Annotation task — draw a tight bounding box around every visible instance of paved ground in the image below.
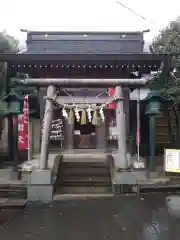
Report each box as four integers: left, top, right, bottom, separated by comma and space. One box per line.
0, 194, 180, 240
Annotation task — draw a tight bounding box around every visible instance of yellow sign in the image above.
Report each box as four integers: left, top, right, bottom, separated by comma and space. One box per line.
165, 149, 180, 173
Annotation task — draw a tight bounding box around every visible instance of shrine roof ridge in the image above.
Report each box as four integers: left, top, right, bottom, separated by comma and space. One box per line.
21, 29, 150, 35
0, 53, 170, 62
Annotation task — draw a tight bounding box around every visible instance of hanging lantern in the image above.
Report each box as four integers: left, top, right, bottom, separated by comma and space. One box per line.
144, 91, 166, 116
81, 109, 87, 125
145, 101, 161, 115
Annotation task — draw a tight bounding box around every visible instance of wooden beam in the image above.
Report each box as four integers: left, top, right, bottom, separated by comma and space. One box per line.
0, 53, 169, 63
13, 78, 147, 87
61, 88, 107, 92
55, 96, 111, 104
53, 104, 112, 109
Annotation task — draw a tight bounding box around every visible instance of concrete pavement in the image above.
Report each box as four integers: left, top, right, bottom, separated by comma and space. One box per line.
0, 194, 180, 240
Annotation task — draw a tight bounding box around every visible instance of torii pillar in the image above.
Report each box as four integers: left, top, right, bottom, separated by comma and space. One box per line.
39, 85, 56, 169
113, 86, 128, 169
28, 85, 56, 202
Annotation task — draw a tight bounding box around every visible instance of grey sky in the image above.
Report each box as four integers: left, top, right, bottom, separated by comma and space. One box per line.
0, 0, 180, 42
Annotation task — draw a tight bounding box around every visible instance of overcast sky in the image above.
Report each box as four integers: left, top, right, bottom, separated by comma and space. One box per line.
0, 0, 180, 42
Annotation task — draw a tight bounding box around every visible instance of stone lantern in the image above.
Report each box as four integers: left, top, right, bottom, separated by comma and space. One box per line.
144, 90, 168, 175
0, 85, 39, 169
0, 88, 24, 170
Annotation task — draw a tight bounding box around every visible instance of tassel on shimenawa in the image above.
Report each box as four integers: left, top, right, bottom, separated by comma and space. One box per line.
92, 110, 97, 125
80, 109, 87, 125
68, 109, 74, 124
96, 110, 102, 125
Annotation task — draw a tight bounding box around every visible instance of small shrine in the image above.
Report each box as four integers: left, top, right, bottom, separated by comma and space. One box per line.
0, 31, 171, 174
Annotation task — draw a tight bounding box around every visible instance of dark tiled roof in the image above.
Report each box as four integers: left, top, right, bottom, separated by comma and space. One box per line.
25, 31, 145, 54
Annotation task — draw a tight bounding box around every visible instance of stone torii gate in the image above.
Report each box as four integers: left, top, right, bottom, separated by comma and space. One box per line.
15, 77, 147, 170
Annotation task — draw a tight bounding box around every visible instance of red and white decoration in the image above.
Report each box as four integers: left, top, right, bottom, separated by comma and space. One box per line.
108, 88, 116, 109
17, 95, 29, 151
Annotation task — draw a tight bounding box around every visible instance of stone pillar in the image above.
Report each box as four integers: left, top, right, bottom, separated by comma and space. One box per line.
113, 86, 128, 169
64, 120, 74, 150
39, 85, 56, 170
39, 88, 47, 142
28, 118, 33, 161
96, 120, 106, 150
32, 118, 41, 155
123, 88, 130, 135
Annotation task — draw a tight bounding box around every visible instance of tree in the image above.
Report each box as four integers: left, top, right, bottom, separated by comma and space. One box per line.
0, 31, 19, 145
0, 31, 19, 53
0, 31, 19, 94
150, 17, 180, 146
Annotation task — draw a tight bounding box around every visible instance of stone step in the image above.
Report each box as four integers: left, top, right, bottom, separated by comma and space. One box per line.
60, 175, 111, 182
61, 167, 110, 176
56, 160, 112, 194
0, 181, 27, 199
0, 189, 27, 199
0, 198, 27, 209
62, 161, 109, 167
60, 179, 111, 187
57, 186, 112, 194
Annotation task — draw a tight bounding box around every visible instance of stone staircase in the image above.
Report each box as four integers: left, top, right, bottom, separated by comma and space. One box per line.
0, 169, 27, 209
55, 159, 112, 194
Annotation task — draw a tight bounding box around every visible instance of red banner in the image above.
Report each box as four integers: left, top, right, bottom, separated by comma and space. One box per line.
17, 96, 29, 151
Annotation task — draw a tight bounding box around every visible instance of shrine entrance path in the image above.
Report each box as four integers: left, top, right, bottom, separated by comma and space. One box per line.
0, 194, 179, 240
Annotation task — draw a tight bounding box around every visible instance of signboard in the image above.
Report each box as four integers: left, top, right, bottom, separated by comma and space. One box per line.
50, 118, 63, 141
165, 149, 180, 173
13, 96, 29, 151
41, 118, 64, 148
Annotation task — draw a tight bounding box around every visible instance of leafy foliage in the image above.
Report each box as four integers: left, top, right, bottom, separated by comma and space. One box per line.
150, 72, 178, 103
0, 31, 19, 144
151, 17, 180, 146
151, 17, 180, 104
0, 31, 19, 94
0, 31, 19, 53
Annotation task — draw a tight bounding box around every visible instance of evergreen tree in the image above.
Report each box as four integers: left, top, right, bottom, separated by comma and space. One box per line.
150, 17, 180, 146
